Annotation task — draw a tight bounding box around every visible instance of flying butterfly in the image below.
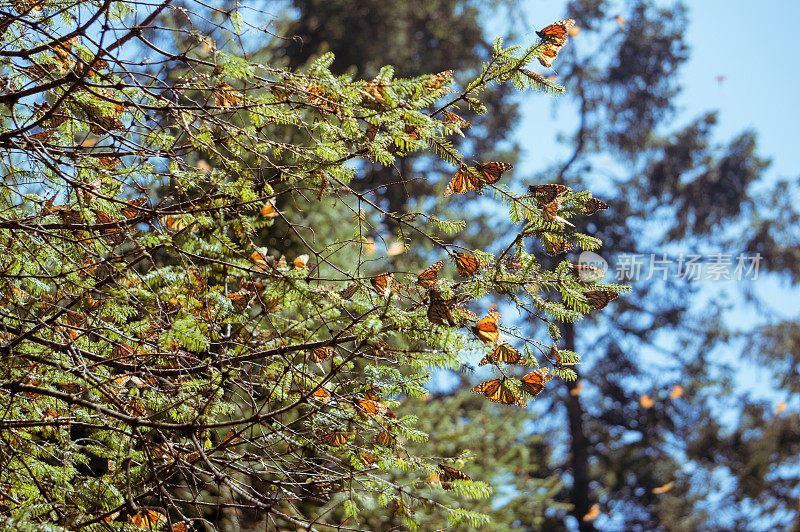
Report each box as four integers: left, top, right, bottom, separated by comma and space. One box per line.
536, 19, 575, 68
471, 307, 500, 344
583, 289, 619, 309
319, 432, 348, 447
520, 368, 553, 397
454, 252, 485, 277
370, 273, 394, 298
308, 346, 334, 363
416, 260, 444, 288
528, 183, 569, 206
584, 196, 609, 215
427, 290, 457, 326
479, 343, 526, 366
472, 378, 527, 407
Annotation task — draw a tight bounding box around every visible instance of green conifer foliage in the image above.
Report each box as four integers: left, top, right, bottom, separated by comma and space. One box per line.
0, 2, 620, 529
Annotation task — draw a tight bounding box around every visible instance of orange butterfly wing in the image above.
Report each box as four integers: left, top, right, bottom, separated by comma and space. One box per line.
427, 290, 457, 326
475, 161, 513, 185
416, 260, 444, 288
536, 19, 575, 46
320, 432, 348, 447
371, 273, 394, 298
472, 378, 526, 407
584, 196, 609, 215
479, 343, 525, 366
528, 183, 568, 205
584, 289, 618, 309
309, 346, 334, 362
544, 238, 574, 256
454, 252, 485, 277
520, 368, 553, 397
471, 309, 500, 344
438, 464, 471, 482
443, 166, 469, 197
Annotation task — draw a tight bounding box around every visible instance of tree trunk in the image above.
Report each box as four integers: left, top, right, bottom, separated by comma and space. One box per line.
564, 322, 595, 531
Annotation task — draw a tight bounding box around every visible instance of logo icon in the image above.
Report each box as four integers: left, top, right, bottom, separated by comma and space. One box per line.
576, 251, 608, 282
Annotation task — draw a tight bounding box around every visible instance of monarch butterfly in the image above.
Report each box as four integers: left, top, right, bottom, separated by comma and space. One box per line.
121, 197, 147, 219
443, 162, 512, 196
571, 264, 605, 283
371, 273, 394, 298
427, 290, 457, 326
372, 430, 396, 448
319, 432, 348, 447
471, 307, 500, 344
584, 196, 609, 215
416, 260, 444, 288
442, 109, 470, 137
356, 399, 395, 418
536, 18, 575, 46
472, 378, 527, 407
536, 19, 575, 68
479, 343, 526, 366
541, 195, 574, 227
438, 464, 471, 483
260, 198, 279, 219
338, 283, 359, 300
228, 290, 254, 312
293, 254, 309, 269
425, 70, 454, 90
309, 346, 334, 363
520, 368, 553, 397
214, 82, 242, 108
128, 509, 167, 529
583, 289, 618, 309
454, 252, 485, 277
544, 238, 574, 256
93, 210, 124, 244
311, 386, 331, 403
528, 183, 568, 205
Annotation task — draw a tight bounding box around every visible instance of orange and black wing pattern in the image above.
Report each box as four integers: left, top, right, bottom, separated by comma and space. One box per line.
454, 252, 485, 277
309, 346, 334, 363
536, 19, 575, 68
416, 260, 444, 288
438, 464, 471, 482
479, 343, 525, 366
471, 307, 500, 344
544, 238, 574, 256
472, 378, 526, 407
475, 161, 513, 185
584, 196, 609, 215
528, 183, 568, 206
520, 368, 553, 397
371, 273, 394, 298
319, 432, 348, 447
427, 290, 457, 326
583, 289, 618, 309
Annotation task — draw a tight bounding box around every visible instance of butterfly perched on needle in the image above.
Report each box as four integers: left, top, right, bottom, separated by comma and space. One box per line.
541, 194, 575, 227
454, 252, 486, 277
443, 162, 512, 197
479, 343, 526, 366
416, 260, 444, 288
471, 306, 501, 344
472, 378, 526, 407
308, 346, 334, 362
319, 432, 349, 447
583, 196, 609, 215
544, 238, 574, 256
427, 289, 458, 326
536, 19, 576, 68
582, 289, 618, 309
529, 183, 569, 206
371, 273, 394, 298
435, 464, 471, 489
520, 368, 553, 397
